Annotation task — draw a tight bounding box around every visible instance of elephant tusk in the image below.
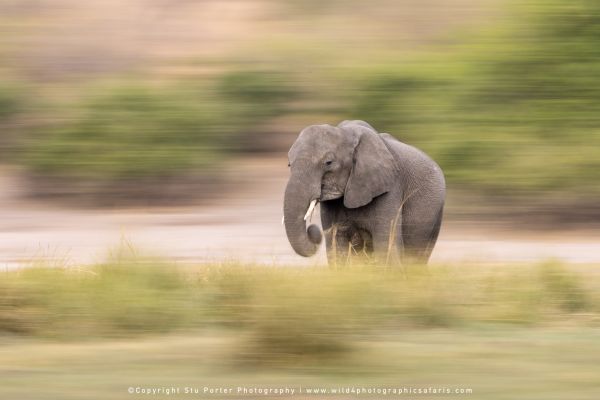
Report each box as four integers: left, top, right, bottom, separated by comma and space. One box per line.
281, 216, 284, 225
304, 199, 318, 222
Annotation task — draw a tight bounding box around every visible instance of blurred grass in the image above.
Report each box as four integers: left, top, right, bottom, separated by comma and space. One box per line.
1, 256, 600, 398
2, 255, 599, 356
2, 329, 600, 399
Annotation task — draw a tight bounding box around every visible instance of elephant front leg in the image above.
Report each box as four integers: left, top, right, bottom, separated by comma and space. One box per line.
324, 224, 352, 267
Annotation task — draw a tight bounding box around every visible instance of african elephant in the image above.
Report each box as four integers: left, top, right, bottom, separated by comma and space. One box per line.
283, 120, 445, 265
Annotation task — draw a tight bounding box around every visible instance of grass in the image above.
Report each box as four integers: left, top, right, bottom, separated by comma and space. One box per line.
1, 255, 599, 341
1, 328, 599, 399
1, 254, 600, 398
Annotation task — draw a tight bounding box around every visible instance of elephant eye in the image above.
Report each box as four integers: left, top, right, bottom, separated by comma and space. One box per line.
325, 160, 333, 166
287, 162, 290, 167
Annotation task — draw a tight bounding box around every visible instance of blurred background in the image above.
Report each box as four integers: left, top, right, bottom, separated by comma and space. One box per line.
1, 1, 600, 398
1, 0, 600, 268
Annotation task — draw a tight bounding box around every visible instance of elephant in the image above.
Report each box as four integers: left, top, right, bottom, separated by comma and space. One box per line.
283, 120, 445, 265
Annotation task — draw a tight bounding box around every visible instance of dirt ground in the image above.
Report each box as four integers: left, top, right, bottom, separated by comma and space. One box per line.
1, 155, 599, 270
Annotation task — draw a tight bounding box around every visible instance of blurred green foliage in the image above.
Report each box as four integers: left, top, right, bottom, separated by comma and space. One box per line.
1, 257, 598, 363
22, 69, 297, 182
2, 327, 600, 400
218, 70, 296, 119
0, 82, 22, 154
25, 84, 224, 179
0, 83, 21, 121
352, 0, 600, 196
0, 260, 193, 337
5, 0, 600, 202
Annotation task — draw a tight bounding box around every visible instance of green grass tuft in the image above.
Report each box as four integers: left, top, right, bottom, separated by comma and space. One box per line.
2, 255, 599, 365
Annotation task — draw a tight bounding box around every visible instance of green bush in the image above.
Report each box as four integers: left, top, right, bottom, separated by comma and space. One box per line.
0, 258, 195, 338
218, 69, 297, 120
539, 262, 590, 313
0, 83, 21, 121
0, 81, 23, 156
24, 84, 228, 180
351, 0, 600, 197
242, 270, 380, 361
21, 70, 298, 185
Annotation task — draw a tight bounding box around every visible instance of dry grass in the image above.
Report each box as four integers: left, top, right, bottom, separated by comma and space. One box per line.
1, 250, 599, 398
2, 252, 599, 353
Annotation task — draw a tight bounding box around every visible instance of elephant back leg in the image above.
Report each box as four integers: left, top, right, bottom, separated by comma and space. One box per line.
401, 198, 444, 264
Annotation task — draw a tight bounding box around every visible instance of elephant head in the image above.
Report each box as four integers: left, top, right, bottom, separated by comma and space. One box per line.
283, 120, 397, 257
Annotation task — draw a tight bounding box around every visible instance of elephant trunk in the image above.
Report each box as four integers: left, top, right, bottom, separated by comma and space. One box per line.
283, 173, 322, 257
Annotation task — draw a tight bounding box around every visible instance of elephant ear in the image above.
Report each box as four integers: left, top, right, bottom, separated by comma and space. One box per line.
340, 123, 397, 208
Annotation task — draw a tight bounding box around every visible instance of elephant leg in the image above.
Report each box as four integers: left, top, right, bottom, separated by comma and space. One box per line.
321, 200, 355, 267
402, 204, 444, 264
324, 224, 352, 267
369, 212, 402, 267
321, 202, 344, 266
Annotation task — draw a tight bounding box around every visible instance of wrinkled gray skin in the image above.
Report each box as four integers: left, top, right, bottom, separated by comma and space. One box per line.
283, 120, 445, 265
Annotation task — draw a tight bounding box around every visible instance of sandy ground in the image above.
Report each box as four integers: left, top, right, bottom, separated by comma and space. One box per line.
1, 155, 599, 269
